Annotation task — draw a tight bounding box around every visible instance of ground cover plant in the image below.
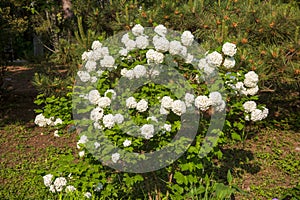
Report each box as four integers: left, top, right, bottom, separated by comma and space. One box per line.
0, 0, 299, 199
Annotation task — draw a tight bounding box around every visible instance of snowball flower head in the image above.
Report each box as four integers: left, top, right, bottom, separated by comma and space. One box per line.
161, 96, 174, 109
163, 124, 172, 132
103, 114, 115, 129
121, 33, 130, 44
198, 58, 215, 75
244, 71, 259, 88
185, 53, 194, 64
84, 192, 92, 199
34, 113, 47, 127
154, 24, 167, 36
77, 71, 90, 82
153, 35, 169, 52
184, 93, 195, 107
85, 60, 97, 72
206, 51, 223, 67
223, 57, 236, 69
132, 24, 144, 36
169, 40, 187, 57
122, 69, 135, 79
43, 174, 53, 187
100, 55, 115, 68
126, 97, 137, 108
88, 89, 101, 105
135, 35, 149, 49
250, 109, 264, 122
111, 153, 120, 163
171, 100, 187, 116
119, 48, 128, 56
82, 51, 89, 61
146, 49, 164, 64
195, 95, 212, 111
92, 40, 102, 50
181, 31, 194, 46
222, 42, 237, 57
123, 139, 132, 147
209, 91, 223, 106
97, 97, 111, 108
140, 124, 155, 139
53, 177, 67, 192
65, 185, 76, 193
125, 39, 136, 51
114, 113, 124, 124
246, 86, 259, 96
133, 65, 147, 78
243, 101, 257, 113
136, 99, 148, 112
215, 100, 226, 112
90, 107, 104, 122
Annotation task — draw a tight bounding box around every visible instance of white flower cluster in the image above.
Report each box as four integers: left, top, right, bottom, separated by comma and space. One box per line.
160, 96, 186, 116
87, 88, 124, 130
82, 41, 114, 66
125, 97, 148, 112
121, 65, 147, 79
169, 41, 187, 57
194, 91, 225, 112
243, 101, 268, 121
88, 89, 116, 108
43, 174, 94, 197
184, 93, 195, 107
123, 139, 132, 147
77, 135, 88, 149
78, 41, 116, 83
111, 152, 120, 163
121, 24, 150, 55
222, 42, 237, 69
140, 124, 155, 139
120, 24, 195, 65
198, 42, 237, 76
34, 113, 63, 127
232, 71, 259, 96
43, 174, 70, 193
181, 31, 194, 46
146, 49, 164, 64
153, 35, 169, 52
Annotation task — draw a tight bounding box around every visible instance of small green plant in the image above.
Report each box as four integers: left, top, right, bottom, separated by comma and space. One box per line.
34, 90, 73, 127
281, 183, 300, 200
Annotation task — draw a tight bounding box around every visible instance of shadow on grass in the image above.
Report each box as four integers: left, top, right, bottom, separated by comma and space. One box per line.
216, 148, 261, 180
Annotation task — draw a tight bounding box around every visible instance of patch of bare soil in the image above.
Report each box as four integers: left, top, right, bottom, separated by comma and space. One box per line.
0, 66, 77, 167
0, 66, 39, 124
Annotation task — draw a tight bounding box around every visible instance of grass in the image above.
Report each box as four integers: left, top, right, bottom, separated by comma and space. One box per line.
226, 128, 300, 199
0, 122, 299, 199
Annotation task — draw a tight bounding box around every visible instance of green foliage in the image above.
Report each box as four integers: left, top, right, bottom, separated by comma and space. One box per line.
34, 92, 73, 126
281, 183, 300, 200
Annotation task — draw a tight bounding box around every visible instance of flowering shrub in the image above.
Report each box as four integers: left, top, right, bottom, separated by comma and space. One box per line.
42, 24, 268, 199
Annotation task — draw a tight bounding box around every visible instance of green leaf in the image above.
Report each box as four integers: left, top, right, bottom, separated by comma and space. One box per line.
227, 170, 233, 184
231, 132, 242, 141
